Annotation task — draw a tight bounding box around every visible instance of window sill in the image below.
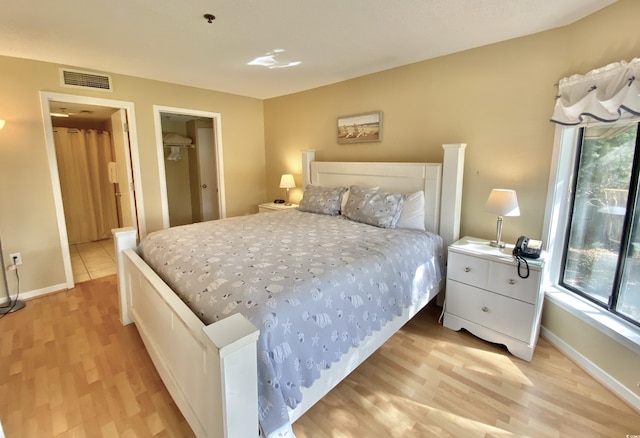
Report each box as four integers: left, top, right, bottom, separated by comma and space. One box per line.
543, 285, 640, 356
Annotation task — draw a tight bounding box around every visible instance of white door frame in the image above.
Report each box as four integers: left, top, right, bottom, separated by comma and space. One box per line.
153, 105, 226, 228
40, 91, 145, 289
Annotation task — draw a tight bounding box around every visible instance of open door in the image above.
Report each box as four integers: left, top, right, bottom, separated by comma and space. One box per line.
111, 109, 138, 231
197, 125, 219, 221
42, 92, 144, 289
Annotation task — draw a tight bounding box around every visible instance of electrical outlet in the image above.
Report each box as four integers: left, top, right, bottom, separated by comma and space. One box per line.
9, 253, 22, 266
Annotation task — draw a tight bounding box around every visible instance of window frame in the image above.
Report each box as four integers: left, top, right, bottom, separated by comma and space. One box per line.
558, 122, 640, 327
542, 123, 640, 355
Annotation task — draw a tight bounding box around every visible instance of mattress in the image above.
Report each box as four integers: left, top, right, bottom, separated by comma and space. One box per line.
138, 209, 444, 436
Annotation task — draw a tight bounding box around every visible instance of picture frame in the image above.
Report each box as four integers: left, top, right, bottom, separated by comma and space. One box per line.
337, 111, 382, 144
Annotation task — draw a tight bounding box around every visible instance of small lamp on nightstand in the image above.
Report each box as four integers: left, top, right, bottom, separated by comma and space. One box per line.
279, 174, 296, 206
485, 188, 520, 248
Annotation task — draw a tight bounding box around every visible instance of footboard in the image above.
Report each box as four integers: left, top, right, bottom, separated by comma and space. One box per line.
112, 228, 260, 438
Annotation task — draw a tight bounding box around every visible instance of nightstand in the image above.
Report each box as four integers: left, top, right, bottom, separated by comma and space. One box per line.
258, 202, 299, 213
443, 236, 545, 361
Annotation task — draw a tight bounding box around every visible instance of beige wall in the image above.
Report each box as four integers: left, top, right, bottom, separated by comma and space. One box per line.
0, 56, 265, 292
264, 0, 640, 402
264, 0, 640, 244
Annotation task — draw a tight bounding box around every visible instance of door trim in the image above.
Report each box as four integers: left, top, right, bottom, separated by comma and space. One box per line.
40, 91, 145, 288
153, 105, 226, 228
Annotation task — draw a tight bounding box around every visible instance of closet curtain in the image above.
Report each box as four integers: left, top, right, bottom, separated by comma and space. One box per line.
54, 128, 119, 244
550, 58, 640, 126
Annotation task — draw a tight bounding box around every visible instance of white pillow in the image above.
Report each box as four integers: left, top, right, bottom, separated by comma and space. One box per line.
396, 191, 426, 230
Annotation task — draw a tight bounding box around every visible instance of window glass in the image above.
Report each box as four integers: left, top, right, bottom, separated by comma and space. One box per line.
562, 123, 638, 324
618, 185, 640, 322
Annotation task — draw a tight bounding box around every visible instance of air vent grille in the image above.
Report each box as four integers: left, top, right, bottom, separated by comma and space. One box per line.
60, 69, 113, 91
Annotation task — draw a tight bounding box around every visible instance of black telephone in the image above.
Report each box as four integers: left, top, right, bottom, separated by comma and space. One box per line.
513, 236, 543, 259
512, 236, 543, 279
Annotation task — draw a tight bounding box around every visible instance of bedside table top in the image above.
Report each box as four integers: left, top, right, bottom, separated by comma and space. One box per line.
259, 202, 299, 210
450, 236, 545, 267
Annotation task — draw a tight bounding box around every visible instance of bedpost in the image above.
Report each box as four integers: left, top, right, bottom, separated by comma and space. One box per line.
440, 143, 466, 251
112, 227, 137, 325
301, 149, 316, 187
202, 314, 260, 438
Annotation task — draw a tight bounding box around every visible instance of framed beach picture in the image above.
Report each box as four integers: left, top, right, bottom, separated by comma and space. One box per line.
337, 111, 382, 144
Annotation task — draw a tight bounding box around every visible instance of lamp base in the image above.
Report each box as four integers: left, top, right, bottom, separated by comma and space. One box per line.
284, 188, 291, 206
0, 299, 26, 314
489, 240, 506, 248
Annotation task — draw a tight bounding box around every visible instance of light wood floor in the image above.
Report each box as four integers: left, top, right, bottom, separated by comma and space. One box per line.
1, 275, 637, 437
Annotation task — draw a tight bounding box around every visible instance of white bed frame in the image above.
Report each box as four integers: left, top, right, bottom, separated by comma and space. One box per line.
113, 144, 466, 438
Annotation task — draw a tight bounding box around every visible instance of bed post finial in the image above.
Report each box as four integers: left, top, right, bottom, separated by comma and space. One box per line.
440, 143, 466, 251
112, 227, 138, 325
301, 149, 315, 187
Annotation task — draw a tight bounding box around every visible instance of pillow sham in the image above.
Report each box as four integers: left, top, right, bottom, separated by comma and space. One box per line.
298, 185, 347, 216
343, 185, 405, 229
396, 191, 426, 230
340, 186, 379, 213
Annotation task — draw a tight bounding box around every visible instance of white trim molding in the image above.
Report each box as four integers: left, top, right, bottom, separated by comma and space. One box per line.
40, 91, 144, 290
541, 325, 640, 412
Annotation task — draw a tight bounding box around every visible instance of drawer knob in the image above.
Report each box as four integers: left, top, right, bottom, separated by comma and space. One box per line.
464, 267, 471, 273
508, 279, 516, 285
482, 306, 489, 312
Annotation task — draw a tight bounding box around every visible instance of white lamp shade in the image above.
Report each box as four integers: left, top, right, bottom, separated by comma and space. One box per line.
279, 174, 296, 189
485, 189, 520, 216
0, 119, 5, 130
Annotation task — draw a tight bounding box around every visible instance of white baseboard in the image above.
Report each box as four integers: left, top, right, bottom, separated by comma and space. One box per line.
541, 326, 640, 412
0, 282, 68, 305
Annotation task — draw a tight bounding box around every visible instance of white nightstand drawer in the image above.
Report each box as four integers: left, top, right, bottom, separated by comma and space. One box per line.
446, 281, 536, 343
447, 252, 489, 287
488, 261, 541, 304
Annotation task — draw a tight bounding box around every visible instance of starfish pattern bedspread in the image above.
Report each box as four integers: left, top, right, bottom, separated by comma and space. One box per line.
138, 209, 444, 437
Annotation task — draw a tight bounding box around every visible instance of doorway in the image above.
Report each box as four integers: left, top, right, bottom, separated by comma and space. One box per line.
41, 92, 144, 288
153, 106, 226, 228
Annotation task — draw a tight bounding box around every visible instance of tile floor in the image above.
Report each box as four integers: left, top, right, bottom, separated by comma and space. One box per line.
70, 239, 116, 283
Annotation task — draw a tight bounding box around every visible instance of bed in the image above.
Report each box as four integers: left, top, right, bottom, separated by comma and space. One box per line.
113, 144, 466, 438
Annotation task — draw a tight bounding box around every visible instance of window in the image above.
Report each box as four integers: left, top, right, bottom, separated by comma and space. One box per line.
561, 121, 640, 327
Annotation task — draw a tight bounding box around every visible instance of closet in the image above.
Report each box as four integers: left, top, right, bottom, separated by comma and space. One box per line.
162, 115, 219, 226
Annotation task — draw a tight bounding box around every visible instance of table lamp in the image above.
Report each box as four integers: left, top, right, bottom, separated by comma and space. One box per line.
485, 189, 520, 248
279, 174, 296, 206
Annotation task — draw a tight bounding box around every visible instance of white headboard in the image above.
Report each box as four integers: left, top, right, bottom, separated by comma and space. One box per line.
301, 144, 466, 250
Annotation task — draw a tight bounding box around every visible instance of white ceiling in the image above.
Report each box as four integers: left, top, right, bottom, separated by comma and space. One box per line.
0, 0, 617, 100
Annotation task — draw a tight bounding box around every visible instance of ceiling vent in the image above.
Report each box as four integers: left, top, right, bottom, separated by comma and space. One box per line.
59, 68, 113, 92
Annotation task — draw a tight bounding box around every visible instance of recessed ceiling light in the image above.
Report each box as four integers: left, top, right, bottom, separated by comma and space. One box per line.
50, 107, 74, 117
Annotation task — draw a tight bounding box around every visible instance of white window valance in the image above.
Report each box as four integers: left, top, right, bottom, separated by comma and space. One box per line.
550, 58, 640, 126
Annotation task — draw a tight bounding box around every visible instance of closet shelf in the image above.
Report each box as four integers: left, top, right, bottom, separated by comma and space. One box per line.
163, 143, 194, 148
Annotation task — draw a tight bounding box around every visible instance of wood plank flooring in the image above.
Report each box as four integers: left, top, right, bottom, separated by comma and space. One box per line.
1, 275, 637, 437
